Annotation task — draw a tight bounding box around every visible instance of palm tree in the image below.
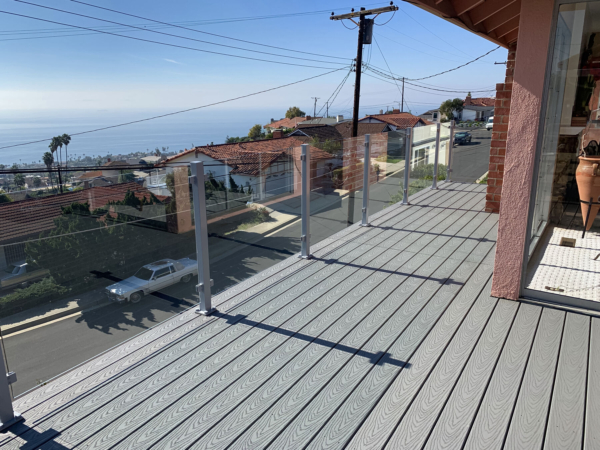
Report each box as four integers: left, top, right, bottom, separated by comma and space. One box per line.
43, 151, 54, 190
61, 134, 71, 168
49, 137, 64, 193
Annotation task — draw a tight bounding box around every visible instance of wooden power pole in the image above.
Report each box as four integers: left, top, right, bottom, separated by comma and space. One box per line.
331, 4, 398, 137
331, 4, 398, 225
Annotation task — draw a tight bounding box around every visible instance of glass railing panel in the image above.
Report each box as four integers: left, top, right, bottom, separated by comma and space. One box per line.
367, 131, 407, 212
409, 124, 438, 196
0, 164, 197, 396
204, 148, 301, 295
307, 136, 357, 245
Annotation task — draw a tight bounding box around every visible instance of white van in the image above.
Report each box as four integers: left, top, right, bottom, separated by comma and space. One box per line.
486, 116, 494, 131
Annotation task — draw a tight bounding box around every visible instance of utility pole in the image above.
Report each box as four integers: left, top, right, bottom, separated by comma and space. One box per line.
311, 97, 320, 118
331, 4, 398, 224
326, 101, 329, 118
401, 77, 405, 112
331, 4, 398, 137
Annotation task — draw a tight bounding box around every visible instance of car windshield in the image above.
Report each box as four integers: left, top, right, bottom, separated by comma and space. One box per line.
456, 132, 468, 137
3, 264, 19, 274
488, 118, 493, 123
134, 267, 154, 281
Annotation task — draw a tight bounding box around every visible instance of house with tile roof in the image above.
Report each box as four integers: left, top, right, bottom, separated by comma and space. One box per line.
263, 116, 310, 131
358, 111, 432, 129
456, 93, 495, 121
160, 136, 336, 202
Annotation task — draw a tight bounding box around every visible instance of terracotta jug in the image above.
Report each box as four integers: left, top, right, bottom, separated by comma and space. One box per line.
576, 156, 600, 230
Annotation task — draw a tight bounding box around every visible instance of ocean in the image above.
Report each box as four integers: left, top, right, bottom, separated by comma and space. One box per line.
0, 108, 283, 167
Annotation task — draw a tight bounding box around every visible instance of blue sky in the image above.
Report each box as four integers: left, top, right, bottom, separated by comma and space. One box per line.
0, 0, 507, 117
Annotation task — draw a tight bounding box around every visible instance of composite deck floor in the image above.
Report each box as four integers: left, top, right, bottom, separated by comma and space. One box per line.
2, 182, 599, 449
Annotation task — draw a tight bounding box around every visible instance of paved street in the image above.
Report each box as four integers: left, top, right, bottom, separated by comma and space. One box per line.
450, 127, 491, 182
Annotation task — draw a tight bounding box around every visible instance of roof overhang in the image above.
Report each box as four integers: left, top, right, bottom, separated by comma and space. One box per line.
405, 0, 520, 48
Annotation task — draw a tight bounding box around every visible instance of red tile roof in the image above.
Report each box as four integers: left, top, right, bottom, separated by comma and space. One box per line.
161, 137, 333, 176
359, 113, 431, 129
263, 117, 308, 129
0, 182, 169, 244
465, 97, 495, 107
75, 171, 103, 180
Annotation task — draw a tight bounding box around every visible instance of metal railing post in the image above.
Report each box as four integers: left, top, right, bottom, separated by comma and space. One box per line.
300, 144, 311, 259
402, 128, 413, 205
432, 122, 441, 190
361, 134, 371, 227
447, 120, 455, 182
0, 341, 21, 431
190, 161, 215, 315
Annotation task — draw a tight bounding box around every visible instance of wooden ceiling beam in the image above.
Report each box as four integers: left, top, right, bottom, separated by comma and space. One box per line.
483, 0, 521, 32
504, 28, 519, 43
470, 0, 517, 25
494, 15, 519, 38
453, 0, 485, 16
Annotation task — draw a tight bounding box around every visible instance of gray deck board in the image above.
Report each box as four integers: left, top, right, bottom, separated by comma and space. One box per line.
585, 317, 600, 449
424, 299, 518, 450
1, 183, 595, 450
544, 312, 589, 450
464, 303, 542, 450
504, 308, 565, 450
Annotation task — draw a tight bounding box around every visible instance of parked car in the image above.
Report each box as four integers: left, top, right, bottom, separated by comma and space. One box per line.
454, 131, 472, 145
486, 116, 494, 131
0, 261, 49, 290
105, 258, 197, 303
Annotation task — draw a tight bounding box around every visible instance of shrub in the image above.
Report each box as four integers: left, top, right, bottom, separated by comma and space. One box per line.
410, 163, 447, 181
0, 277, 68, 317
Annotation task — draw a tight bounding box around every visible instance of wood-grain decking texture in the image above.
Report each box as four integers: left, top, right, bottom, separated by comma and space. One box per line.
2, 182, 597, 449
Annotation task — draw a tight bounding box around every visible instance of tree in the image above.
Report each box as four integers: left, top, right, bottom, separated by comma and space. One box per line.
0, 191, 12, 203
61, 134, 71, 168
285, 106, 305, 119
248, 124, 263, 140
439, 98, 464, 120
43, 151, 55, 190
33, 177, 42, 188
14, 173, 25, 189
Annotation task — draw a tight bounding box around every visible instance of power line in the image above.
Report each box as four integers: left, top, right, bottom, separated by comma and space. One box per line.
406, 46, 501, 81
0, 68, 346, 151
0, 9, 342, 70
13, 0, 349, 66
67, 0, 352, 61
372, 35, 403, 101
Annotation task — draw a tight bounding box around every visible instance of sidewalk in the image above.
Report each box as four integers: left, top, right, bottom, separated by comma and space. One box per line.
0, 287, 109, 336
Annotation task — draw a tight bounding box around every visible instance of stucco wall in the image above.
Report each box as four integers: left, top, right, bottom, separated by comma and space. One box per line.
491, 0, 555, 300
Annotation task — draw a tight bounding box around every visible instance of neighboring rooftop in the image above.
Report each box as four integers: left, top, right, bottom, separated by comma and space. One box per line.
0, 182, 169, 245
360, 111, 432, 129
263, 116, 309, 129
465, 94, 496, 108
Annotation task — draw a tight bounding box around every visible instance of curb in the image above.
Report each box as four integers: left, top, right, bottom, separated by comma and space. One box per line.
476, 171, 489, 184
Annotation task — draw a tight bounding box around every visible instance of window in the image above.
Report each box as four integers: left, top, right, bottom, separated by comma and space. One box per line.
154, 267, 171, 279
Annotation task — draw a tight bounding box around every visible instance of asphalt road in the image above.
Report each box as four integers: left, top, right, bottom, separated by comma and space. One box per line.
4, 172, 408, 397
4, 145, 491, 397
450, 127, 492, 183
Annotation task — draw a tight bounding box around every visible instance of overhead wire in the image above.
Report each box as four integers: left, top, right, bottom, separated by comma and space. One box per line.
0, 67, 347, 150
0, 10, 343, 70
67, 0, 352, 61
12, 0, 350, 66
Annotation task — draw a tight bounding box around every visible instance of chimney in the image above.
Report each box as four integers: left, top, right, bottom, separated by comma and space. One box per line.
270, 118, 275, 123
272, 129, 283, 139
392, 109, 400, 114
107, 157, 111, 162
306, 115, 312, 120
465, 92, 472, 105
380, 109, 384, 114
336, 115, 344, 122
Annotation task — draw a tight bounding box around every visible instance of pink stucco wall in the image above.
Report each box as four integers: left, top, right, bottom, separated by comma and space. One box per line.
491, 0, 555, 300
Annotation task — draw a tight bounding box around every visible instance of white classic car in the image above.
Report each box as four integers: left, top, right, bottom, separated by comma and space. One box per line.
0, 261, 49, 290
105, 258, 197, 303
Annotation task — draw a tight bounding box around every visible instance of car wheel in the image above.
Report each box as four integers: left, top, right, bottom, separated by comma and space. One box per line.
181, 274, 192, 283
130, 291, 143, 303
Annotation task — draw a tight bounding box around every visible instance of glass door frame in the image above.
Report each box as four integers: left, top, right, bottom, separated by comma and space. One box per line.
521, 0, 600, 307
